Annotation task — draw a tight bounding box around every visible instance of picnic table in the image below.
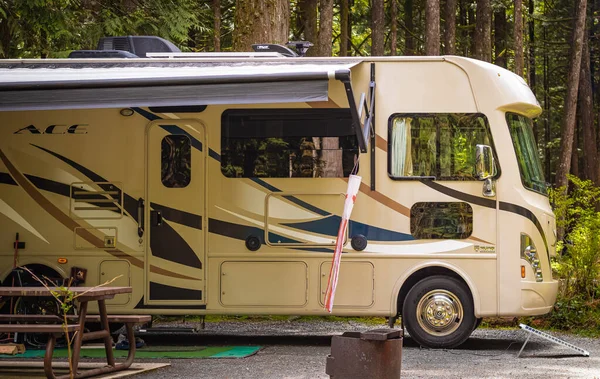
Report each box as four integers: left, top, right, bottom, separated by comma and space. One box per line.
0, 286, 150, 379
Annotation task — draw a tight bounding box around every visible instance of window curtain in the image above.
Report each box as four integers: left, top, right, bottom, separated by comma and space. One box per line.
391, 118, 413, 176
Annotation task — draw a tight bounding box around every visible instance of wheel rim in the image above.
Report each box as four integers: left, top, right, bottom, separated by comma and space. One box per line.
416, 289, 463, 337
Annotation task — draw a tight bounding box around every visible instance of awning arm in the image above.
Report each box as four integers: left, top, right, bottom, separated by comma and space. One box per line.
334, 68, 375, 154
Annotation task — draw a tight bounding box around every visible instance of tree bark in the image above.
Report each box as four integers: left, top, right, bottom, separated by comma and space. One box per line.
443, 0, 457, 55
579, 34, 598, 184
494, 5, 507, 67
340, 0, 349, 56
514, 0, 524, 76
528, 0, 536, 93
391, 0, 398, 55
459, 0, 468, 56
299, 0, 318, 45
474, 0, 491, 62
213, 0, 221, 52
372, 0, 385, 55
405, 0, 415, 55
555, 0, 588, 188
315, 0, 334, 56
468, 4, 476, 56
233, 0, 290, 52
425, 0, 440, 55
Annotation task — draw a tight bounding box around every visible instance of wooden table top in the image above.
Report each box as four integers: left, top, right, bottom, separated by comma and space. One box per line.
0, 286, 132, 297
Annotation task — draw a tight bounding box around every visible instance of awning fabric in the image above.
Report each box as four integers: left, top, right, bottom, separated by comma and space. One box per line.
0, 61, 359, 111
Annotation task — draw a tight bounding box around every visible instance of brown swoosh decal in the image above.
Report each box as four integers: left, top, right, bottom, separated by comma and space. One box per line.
355, 181, 410, 217
0, 149, 197, 281
468, 236, 493, 245
376, 134, 387, 152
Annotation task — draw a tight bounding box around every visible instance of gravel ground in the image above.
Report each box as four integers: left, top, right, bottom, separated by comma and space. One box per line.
133, 319, 600, 379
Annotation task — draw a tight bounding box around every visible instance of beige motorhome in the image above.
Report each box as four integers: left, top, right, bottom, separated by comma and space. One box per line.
0, 49, 558, 348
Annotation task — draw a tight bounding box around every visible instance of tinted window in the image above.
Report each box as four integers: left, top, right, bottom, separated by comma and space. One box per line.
221, 109, 359, 178
389, 114, 493, 180
161, 135, 191, 188
410, 202, 473, 239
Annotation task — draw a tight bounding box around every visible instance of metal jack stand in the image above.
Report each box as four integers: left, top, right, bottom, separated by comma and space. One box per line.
517, 324, 590, 358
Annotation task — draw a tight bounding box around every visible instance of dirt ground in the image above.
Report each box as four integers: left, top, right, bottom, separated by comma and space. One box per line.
131, 318, 600, 379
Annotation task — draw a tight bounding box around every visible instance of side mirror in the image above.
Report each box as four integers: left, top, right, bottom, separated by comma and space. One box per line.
475, 144, 496, 180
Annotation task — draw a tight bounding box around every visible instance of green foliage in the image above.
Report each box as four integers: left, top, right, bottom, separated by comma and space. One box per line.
541, 176, 600, 334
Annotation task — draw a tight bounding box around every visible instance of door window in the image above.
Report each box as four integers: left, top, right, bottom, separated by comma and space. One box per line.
161, 135, 191, 188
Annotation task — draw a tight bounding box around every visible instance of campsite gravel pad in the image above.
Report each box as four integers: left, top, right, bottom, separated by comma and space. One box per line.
5, 346, 261, 359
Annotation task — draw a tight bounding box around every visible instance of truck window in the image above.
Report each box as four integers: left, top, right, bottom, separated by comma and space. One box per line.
388, 113, 493, 180
221, 109, 359, 178
161, 135, 191, 188
410, 202, 473, 239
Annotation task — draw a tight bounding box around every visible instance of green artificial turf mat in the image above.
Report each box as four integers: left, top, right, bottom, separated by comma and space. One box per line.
2, 346, 260, 359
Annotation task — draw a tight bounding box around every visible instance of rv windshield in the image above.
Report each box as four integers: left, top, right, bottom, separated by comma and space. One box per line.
506, 113, 547, 195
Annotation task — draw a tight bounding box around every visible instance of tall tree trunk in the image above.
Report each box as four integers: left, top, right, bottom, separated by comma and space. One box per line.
474, 0, 491, 61
555, 0, 588, 188
443, 0, 457, 55
528, 0, 536, 92
579, 34, 598, 184
405, 0, 415, 55
233, 0, 290, 51
391, 0, 398, 55
340, 0, 349, 56
213, 0, 221, 52
425, 0, 440, 55
372, 0, 385, 55
514, 0, 524, 76
571, 131, 579, 178
315, 0, 334, 56
468, 5, 476, 56
493, 5, 507, 67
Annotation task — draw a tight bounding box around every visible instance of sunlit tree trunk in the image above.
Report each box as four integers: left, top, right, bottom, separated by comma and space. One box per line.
579, 34, 598, 185
391, 0, 398, 55
474, 0, 491, 62
372, 0, 385, 55
233, 0, 290, 51
340, 0, 349, 56
299, 0, 318, 47
514, 0, 524, 76
555, 0, 588, 188
425, 0, 440, 55
443, 0, 457, 55
315, 0, 334, 56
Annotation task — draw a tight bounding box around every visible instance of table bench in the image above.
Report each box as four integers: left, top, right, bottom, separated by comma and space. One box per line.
0, 287, 148, 379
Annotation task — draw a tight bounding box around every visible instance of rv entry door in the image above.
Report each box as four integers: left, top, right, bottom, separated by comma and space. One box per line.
145, 120, 206, 306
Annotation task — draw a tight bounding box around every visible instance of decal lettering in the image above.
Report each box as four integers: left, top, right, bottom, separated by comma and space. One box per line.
14, 124, 88, 135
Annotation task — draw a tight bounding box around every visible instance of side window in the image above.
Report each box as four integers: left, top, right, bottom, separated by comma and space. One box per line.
161, 135, 191, 188
221, 109, 359, 178
388, 113, 492, 180
410, 202, 473, 239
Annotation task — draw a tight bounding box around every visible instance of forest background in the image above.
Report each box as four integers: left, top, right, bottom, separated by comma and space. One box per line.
1, 0, 599, 335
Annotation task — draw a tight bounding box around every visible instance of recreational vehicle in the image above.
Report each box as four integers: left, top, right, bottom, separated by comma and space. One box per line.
0, 38, 558, 348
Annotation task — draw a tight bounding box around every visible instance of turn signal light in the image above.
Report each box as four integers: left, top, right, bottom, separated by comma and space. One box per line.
521, 265, 526, 278
57, 258, 68, 264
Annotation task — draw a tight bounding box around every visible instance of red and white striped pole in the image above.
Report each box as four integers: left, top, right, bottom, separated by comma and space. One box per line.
324, 175, 361, 313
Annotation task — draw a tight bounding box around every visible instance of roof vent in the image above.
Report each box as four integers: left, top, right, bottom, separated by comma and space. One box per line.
97, 36, 181, 58
68, 50, 139, 59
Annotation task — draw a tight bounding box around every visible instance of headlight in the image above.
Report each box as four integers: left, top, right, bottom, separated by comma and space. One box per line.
521, 234, 543, 282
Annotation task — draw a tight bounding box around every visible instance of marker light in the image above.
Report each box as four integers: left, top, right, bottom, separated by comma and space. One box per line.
521, 265, 526, 278
57, 258, 68, 264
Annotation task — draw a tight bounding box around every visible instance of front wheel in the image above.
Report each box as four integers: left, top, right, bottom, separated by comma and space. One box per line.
402, 275, 476, 348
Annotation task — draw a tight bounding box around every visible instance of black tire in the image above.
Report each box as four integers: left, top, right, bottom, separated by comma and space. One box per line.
402, 275, 476, 348
474, 317, 483, 331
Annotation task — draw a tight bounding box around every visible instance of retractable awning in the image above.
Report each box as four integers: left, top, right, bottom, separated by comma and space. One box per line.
0, 61, 360, 111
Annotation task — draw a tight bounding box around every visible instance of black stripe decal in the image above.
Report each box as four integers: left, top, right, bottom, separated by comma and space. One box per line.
419, 179, 497, 209
500, 202, 549, 256
151, 202, 201, 230
209, 148, 221, 162
0, 172, 17, 186
149, 281, 202, 301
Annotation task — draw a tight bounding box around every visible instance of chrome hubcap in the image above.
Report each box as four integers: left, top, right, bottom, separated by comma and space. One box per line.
416, 290, 463, 336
